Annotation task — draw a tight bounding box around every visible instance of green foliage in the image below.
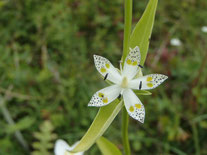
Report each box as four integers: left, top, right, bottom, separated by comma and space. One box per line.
134, 90, 152, 96
32, 120, 57, 155
6, 117, 35, 134
0, 0, 207, 154
72, 0, 157, 152
72, 100, 123, 152
96, 136, 122, 155
129, 0, 158, 66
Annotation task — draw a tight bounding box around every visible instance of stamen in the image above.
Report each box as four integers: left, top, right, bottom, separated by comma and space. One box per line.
119, 60, 123, 73
138, 64, 143, 68
104, 73, 109, 80
118, 94, 121, 99
139, 81, 142, 90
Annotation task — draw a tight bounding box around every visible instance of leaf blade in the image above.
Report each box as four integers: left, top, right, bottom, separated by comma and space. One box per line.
72, 100, 123, 152
129, 0, 158, 65
134, 90, 152, 96
96, 136, 122, 155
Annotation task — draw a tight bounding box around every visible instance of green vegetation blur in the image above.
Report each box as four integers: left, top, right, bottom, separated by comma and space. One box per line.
0, 0, 207, 154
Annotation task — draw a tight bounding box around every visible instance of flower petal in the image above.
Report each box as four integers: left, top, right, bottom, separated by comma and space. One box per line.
128, 74, 168, 90
54, 139, 84, 155
123, 89, 145, 123
54, 139, 70, 155
88, 85, 121, 107
122, 46, 141, 80
94, 55, 122, 84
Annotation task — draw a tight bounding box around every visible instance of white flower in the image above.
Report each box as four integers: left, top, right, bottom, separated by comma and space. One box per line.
88, 46, 168, 123
170, 38, 181, 46
201, 26, 207, 33
54, 139, 84, 155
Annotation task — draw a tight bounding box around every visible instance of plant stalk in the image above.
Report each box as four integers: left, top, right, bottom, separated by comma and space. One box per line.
122, 0, 132, 154
122, 108, 131, 155
192, 123, 200, 155
0, 98, 29, 152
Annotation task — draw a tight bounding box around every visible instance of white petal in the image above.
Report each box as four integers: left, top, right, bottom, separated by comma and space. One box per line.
123, 89, 145, 123
94, 55, 122, 84
54, 139, 84, 155
88, 85, 121, 107
122, 46, 141, 80
128, 74, 168, 90
54, 139, 70, 155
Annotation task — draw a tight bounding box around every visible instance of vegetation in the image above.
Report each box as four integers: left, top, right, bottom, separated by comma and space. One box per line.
0, 0, 207, 154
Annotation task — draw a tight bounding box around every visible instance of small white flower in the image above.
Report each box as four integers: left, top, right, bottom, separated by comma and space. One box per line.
170, 38, 181, 46
88, 46, 168, 123
54, 139, 84, 155
201, 26, 207, 33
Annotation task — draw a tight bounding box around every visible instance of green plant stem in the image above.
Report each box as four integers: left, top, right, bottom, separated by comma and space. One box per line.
122, 0, 133, 63
192, 123, 200, 155
122, 0, 132, 154
0, 98, 29, 152
122, 108, 131, 155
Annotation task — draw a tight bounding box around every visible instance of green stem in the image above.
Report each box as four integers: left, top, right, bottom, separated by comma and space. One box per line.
122, 0, 132, 154
122, 108, 131, 155
122, 0, 133, 63
0, 98, 29, 152
192, 123, 200, 155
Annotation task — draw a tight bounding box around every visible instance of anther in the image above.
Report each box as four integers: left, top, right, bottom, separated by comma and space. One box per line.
138, 64, 143, 68
139, 81, 142, 90
118, 94, 121, 99
104, 73, 109, 80
119, 60, 123, 73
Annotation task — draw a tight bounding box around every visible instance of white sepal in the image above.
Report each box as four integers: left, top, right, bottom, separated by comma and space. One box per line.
122, 46, 141, 80
88, 85, 121, 107
123, 89, 145, 123
128, 74, 168, 90
94, 55, 122, 84
54, 139, 84, 155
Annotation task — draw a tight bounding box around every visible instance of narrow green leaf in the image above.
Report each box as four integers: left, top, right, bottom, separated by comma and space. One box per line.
134, 90, 152, 96
129, 0, 158, 65
6, 117, 35, 134
71, 100, 124, 152
96, 136, 122, 155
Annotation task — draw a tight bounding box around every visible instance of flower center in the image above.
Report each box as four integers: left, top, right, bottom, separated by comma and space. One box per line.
120, 76, 128, 88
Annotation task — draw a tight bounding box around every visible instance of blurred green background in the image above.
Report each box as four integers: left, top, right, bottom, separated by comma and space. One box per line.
0, 0, 207, 154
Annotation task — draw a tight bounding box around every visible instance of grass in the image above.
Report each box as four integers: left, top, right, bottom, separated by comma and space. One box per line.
0, 0, 207, 154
